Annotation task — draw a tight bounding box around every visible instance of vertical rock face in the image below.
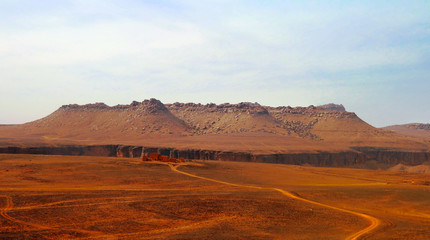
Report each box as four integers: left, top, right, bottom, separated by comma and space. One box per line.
117, 146, 143, 158
2, 145, 428, 168
255, 152, 367, 166
131, 146, 143, 158
0, 145, 118, 157
351, 147, 430, 165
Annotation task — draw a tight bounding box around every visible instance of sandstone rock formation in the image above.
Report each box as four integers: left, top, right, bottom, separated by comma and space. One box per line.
21, 98, 191, 138
1, 144, 429, 168
166, 102, 293, 136
317, 103, 346, 112
0, 98, 429, 155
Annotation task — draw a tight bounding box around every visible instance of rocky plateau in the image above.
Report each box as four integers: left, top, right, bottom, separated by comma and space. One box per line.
1, 99, 429, 168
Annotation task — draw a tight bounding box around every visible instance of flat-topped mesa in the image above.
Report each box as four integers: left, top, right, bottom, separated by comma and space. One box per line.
5, 99, 429, 151
166, 102, 269, 115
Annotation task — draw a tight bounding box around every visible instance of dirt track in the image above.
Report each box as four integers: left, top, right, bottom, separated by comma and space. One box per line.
0, 194, 115, 238
272, 189, 380, 240
169, 163, 381, 240
0, 194, 50, 230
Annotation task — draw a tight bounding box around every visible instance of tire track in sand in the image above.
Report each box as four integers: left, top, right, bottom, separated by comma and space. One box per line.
0, 194, 50, 230
0, 195, 14, 222
169, 164, 381, 240
0, 194, 114, 239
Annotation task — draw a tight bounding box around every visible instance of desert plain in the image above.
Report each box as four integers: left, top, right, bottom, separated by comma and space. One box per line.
2, 0, 430, 238
1, 153, 430, 239
1, 100, 430, 239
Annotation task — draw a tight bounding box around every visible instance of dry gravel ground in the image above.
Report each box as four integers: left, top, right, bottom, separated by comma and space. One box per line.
1, 154, 430, 239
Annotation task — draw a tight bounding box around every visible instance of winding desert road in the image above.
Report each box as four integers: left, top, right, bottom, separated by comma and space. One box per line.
169, 163, 381, 240
272, 188, 381, 240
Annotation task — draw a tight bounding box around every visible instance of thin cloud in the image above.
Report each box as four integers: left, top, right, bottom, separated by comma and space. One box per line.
0, 1, 429, 126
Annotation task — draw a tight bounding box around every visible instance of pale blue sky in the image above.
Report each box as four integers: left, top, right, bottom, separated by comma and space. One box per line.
0, 0, 429, 127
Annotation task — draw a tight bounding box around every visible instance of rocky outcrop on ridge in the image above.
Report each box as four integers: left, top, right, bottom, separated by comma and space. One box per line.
166, 102, 289, 136
165, 101, 363, 138
60, 102, 110, 111
405, 123, 430, 130
317, 103, 346, 112
166, 102, 269, 115
60, 98, 168, 114
268, 105, 356, 119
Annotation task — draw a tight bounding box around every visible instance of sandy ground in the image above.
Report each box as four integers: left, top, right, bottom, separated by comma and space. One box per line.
1, 154, 430, 239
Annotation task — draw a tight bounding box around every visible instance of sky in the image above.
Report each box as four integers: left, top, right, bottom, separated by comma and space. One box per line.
0, 0, 429, 127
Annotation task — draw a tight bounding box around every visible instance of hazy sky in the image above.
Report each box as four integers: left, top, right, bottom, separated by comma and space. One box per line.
1, 0, 429, 127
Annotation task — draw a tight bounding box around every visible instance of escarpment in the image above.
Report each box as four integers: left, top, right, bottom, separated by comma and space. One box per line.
1, 98, 429, 167
1, 145, 429, 168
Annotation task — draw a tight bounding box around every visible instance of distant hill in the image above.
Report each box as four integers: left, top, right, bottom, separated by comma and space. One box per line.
0, 99, 428, 153
383, 123, 430, 139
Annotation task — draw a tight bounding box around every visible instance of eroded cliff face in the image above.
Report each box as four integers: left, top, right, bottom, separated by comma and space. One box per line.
166, 102, 292, 136
1, 145, 428, 168
166, 102, 362, 139
255, 152, 367, 166
352, 147, 430, 165
0, 145, 118, 157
